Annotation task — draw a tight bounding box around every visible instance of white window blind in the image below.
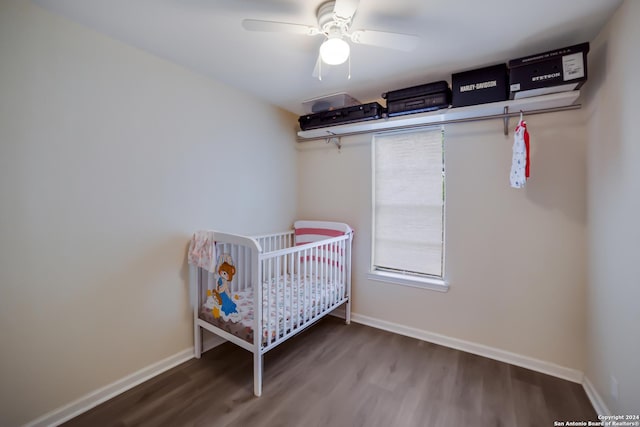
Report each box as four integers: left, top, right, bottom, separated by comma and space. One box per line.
373, 128, 444, 278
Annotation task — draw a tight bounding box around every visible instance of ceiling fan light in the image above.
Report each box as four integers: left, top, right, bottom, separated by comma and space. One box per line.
320, 37, 350, 65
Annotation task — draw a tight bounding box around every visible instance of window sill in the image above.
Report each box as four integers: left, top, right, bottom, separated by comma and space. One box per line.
368, 271, 449, 292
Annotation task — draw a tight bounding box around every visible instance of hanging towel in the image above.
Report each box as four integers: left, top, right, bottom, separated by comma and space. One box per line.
187, 230, 217, 273
510, 120, 530, 188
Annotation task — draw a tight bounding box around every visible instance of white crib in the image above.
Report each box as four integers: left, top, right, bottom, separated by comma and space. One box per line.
189, 221, 353, 397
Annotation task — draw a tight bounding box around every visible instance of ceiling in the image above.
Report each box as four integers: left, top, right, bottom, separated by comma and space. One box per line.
34, 0, 621, 115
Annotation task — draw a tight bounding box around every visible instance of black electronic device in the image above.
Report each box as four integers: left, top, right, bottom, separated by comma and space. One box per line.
387, 92, 451, 117
298, 102, 384, 131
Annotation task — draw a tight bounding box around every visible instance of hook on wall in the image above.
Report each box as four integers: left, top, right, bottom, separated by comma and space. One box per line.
504, 108, 526, 136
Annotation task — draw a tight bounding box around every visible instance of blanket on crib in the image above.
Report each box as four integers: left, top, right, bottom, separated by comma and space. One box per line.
200, 274, 345, 345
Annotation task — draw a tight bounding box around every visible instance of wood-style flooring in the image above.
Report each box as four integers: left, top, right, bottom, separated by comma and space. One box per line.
63, 317, 596, 427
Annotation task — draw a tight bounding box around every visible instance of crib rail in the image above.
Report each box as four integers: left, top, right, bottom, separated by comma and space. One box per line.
260, 233, 351, 350
253, 231, 294, 253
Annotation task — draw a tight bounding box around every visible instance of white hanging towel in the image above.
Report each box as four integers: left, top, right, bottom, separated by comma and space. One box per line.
187, 230, 217, 273
510, 119, 530, 188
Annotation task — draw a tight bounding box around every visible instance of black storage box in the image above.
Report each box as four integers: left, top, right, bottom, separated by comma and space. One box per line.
298, 102, 383, 131
508, 42, 589, 99
383, 81, 451, 117
386, 93, 451, 117
383, 80, 450, 102
451, 64, 509, 107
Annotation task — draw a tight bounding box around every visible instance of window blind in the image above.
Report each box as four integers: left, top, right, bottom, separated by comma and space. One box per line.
373, 128, 444, 278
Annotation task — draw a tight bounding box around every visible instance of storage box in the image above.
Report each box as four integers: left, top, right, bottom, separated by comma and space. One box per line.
382, 80, 451, 117
508, 42, 589, 99
386, 92, 451, 117
298, 102, 383, 131
383, 80, 450, 103
451, 64, 509, 107
301, 92, 361, 114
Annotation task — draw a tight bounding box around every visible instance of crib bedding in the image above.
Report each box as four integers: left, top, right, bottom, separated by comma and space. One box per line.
200, 274, 345, 345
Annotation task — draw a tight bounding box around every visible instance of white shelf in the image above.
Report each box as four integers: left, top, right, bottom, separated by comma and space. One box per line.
297, 91, 581, 140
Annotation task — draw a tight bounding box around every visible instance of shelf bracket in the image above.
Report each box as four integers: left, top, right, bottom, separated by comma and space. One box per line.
325, 135, 342, 150
503, 106, 509, 136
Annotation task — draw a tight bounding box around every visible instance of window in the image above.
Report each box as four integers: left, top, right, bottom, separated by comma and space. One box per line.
370, 128, 447, 291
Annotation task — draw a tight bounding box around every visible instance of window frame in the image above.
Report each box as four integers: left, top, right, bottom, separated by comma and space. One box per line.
369, 127, 448, 292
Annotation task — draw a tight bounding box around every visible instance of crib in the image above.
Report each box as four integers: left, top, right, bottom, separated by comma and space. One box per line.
188, 221, 353, 397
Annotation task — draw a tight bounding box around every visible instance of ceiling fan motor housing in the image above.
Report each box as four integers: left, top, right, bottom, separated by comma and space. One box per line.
317, 0, 351, 35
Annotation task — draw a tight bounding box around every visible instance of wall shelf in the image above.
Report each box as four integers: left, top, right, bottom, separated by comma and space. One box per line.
296, 91, 581, 142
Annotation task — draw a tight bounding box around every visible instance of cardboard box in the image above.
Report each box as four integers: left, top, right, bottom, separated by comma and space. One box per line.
508, 42, 589, 99
452, 64, 509, 107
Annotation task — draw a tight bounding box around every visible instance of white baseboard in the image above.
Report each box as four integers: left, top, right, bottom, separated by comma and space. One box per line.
343, 312, 610, 414
24, 348, 194, 427
349, 312, 584, 384
25, 312, 602, 426
583, 376, 611, 416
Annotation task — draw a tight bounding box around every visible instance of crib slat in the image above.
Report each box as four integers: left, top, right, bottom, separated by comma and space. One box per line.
296, 251, 301, 330
340, 240, 345, 299
332, 241, 337, 304
309, 246, 314, 319
236, 244, 241, 291
315, 245, 324, 314
287, 253, 292, 333
321, 243, 326, 313
304, 247, 309, 327
267, 257, 272, 346
314, 244, 319, 319
276, 256, 281, 344
332, 242, 335, 305
338, 240, 342, 298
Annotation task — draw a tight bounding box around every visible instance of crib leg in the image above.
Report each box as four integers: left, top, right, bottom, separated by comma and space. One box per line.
253, 352, 263, 397
194, 324, 202, 359
345, 299, 351, 325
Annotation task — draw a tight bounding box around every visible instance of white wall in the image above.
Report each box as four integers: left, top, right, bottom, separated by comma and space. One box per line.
0, 2, 297, 426
298, 109, 587, 372
584, 0, 640, 414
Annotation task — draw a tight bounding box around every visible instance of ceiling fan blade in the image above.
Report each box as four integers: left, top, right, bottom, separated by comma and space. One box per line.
241, 19, 322, 36
312, 54, 322, 80
350, 30, 419, 51
333, 0, 359, 20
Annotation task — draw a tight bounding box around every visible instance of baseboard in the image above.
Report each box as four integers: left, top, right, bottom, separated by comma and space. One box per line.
583, 376, 611, 416
24, 348, 194, 427
349, 313, 584, 384
25, 313, 598, 426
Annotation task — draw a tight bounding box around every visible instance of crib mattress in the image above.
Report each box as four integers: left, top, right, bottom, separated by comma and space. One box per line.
199, 274, 345, 345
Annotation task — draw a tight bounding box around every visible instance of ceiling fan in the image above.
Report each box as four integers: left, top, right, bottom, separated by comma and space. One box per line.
241, 0, 419, 79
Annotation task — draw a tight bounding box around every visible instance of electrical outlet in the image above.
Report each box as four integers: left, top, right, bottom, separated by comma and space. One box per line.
610, 375, 619, 400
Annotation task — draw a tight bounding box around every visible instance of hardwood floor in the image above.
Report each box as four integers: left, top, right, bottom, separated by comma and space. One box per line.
63, 317, 596, 427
